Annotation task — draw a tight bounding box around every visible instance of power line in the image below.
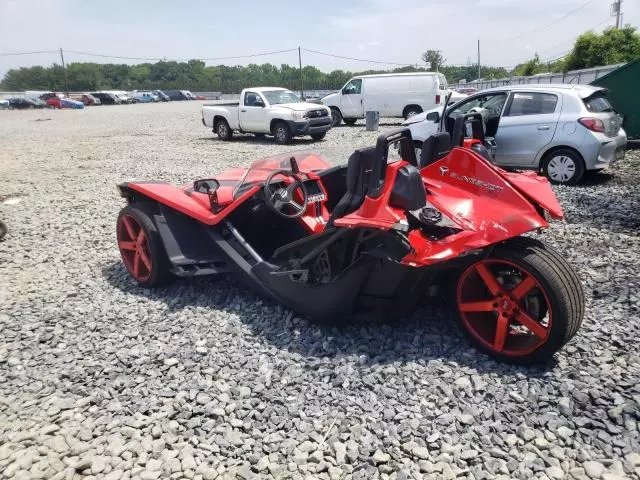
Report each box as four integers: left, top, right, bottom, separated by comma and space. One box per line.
0, 50, 58, 56
499, 0, 597, 42
303, 48, 413, 67
64, 48, 298, 62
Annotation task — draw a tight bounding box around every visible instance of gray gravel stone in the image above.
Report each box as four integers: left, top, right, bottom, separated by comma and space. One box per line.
1, 104, 638, 480
583, 461, 606, 478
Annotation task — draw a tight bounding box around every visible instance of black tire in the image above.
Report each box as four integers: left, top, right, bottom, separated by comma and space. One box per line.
330, 108, 343, 127
542, 149, 585, 185
273, 121, 292, 145
215, 119, 233, 141
454, 237, 584, 365
0, 221, 7, 240
311, 132, 326, 141
403, 106, 423, 120
343, 118, 357, 125
116, 203, 174, 287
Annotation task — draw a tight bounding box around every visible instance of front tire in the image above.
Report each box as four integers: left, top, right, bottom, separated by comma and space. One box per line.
343, 118, 357, 125
455, 237, 584, 364
311, 132, 326, 141
330, 108, 343, 127
116, 203, 174, 287
542, 149, 585, 185
273, 121, 292, 144
215, 119, 233, 141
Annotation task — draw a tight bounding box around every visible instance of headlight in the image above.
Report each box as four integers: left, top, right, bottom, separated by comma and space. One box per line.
292, 111, 307, 120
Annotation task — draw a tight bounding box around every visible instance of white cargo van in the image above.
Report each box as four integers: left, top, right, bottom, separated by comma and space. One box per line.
321, 72, 448, 126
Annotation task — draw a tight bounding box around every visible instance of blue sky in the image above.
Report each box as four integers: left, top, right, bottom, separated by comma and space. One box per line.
1, 0, 638, 77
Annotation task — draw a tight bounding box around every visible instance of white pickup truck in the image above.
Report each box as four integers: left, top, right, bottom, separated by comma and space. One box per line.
201, 87, 332, 144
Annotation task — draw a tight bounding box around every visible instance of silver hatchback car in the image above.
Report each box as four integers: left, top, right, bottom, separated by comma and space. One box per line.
404, 84, 627, 185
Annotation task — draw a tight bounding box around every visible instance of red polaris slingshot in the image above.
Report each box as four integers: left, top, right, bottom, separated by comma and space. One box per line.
116, 121, 584, 364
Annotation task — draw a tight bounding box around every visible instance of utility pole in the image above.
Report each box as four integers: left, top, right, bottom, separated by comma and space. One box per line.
60, 48, 69, 97
477, 39, 481, 81
298, 46, 305, 101
612, 0, 622, 28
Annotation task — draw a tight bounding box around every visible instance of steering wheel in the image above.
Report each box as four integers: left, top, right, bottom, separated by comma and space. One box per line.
263, 170, 308, 219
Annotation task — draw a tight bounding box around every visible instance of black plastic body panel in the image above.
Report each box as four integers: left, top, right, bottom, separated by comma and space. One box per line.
390, 165, 427, 212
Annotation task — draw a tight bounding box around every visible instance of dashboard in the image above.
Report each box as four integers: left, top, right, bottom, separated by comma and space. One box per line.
303, 180, 326, 204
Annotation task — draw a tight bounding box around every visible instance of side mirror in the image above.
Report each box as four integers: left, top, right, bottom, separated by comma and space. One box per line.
193, 179, 221, 212
254, 100, 265, 108
193, 179, 220, 194
426, 112, 440, 123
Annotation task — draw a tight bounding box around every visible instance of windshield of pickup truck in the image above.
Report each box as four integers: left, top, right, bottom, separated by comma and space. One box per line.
262, 90, 300, 105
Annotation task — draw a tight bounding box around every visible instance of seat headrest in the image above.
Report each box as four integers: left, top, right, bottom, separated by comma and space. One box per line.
346, 146, 376, 193
419, 133, 451, 168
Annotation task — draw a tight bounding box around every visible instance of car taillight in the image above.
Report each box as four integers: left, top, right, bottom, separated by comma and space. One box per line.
578, 117, 605, 133
435, 95, 441, 104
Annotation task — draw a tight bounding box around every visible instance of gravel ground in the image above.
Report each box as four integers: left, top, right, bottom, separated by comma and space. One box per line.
0, 102, 639, 480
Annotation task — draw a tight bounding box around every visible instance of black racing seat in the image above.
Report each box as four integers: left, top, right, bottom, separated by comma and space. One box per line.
419, 132, 451, 168
326, 146, 376, 228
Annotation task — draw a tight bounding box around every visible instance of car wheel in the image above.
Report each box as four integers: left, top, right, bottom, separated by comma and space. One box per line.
274, 122, 292, 144
404, 106, 423, 120
413, 141, 423, 164
343, 118, 357, 125
116, 203, 174, 287
311, 132, 326, 141
542, 149, 585, 185
454, 236, 584, 365
216, 119, 233, 141
330, 108, 343, 127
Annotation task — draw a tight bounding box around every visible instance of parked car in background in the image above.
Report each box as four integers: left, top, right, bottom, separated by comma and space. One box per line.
163, 90, 190, 101
91, 92, 120, 105
195, 95, 206, 100
114, 92, 134, 104
403, 84, 626, 185
447, 89, 468, 105
69, 93, 100, 105
202, 87, 332, 144
183, 90, 196, 100
26, 91, 56, 101
7, 97, 45, 109
0, 99, 9, 110
134, 91, 159, 103
322, 72, 448, 126
46, 97, 84, 109
153, 90, 170, 102
456, 87, 478, 95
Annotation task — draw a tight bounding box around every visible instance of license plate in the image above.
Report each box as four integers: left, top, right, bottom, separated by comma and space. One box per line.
616, 148, 625, 161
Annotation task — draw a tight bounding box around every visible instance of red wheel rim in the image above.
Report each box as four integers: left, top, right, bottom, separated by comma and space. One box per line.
117, 214, 152, 282
456, 259, 552, 357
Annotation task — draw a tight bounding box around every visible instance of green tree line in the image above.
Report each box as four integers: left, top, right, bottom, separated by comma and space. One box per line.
512, 26, 640, 76
0, 60, 507, 93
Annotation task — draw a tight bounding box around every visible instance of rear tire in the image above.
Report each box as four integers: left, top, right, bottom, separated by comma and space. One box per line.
273, 121, 292, 144
343, 118, 357, 125
311, 132, 326, 141
454, 237, 584, 365
330, 108, 343, 127
215, 119, 233, 141
542, 149, 585, 185
403, 106, 423, 120
116, 203, 174, 287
